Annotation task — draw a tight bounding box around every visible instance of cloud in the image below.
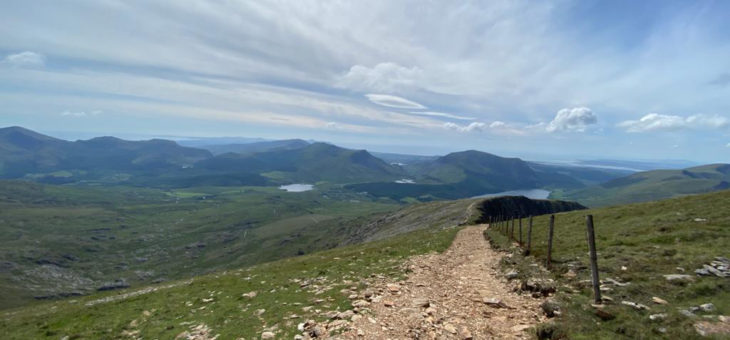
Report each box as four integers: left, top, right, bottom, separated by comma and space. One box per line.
365, 94, 426, 109
685, 114, 730, 129
546, 107, 597, 132
444, 122, 487, 132
618, 113, 729, 132
488, 121, 530, 136
489, 121, 506, 129
2, 51, 45, 68
61, 110, 102, 117
338, 62, 424, 92
408, 111, 474, 121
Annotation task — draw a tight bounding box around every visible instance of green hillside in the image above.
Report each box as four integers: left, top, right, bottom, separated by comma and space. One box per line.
0, 199, 478, 339
485, 189, 730, 339
0, 180, 403, 309
558, 164, 730, 207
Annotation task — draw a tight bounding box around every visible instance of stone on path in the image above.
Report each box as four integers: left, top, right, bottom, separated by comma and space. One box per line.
484, 297, 507, 308
443, 323, 457, 334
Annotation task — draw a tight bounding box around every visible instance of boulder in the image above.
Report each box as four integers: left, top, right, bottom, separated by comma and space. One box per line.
541, 299, 561, 318
700, 303, 716, 312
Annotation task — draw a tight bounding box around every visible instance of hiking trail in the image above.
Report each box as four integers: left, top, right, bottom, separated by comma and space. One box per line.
340, 225, 545, 339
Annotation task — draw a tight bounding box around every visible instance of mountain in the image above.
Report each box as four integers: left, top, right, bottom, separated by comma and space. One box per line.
0, 126, 212, 182
348, 150, 544, 200
370, 152, 439, 165
0, 126, 71, 177
176, 136, 268, 147
416, 150, 540, 187
201, 139, 310, 155
576, 158, 698, 171
559, 163, 730, 207
196, 142, 405, 184
70, 137, 211, 170
528, 162, 633, 189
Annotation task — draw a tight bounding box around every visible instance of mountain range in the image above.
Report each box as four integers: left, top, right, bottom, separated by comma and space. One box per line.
1, 126, 727, 206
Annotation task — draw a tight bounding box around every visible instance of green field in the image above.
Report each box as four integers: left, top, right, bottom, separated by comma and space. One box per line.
0, 180, 404, 309
486, 189, 730, 339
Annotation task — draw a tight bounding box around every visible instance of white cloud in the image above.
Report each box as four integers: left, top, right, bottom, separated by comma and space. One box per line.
409, 111, 474, 121
618, 113, 729, 132
61, 110, 87, 117
489, 120, 530, 135
365, 94, 426, 109
444, 121, 487, 132
546, 107, 597, 133
444, 120, 530, 135
489, 121, 506, 128
685, 114, 730, 129
338, 62, 424, 93
2, 51, 45, 68
60, 110, 102, 117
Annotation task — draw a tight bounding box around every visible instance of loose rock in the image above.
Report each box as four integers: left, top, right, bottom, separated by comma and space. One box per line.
663, 274, 694, 282
652, 297, 668, 305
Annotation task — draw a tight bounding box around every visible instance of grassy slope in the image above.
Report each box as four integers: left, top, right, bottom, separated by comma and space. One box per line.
559, 164, 730, 207
486, 189, 730, 339
0, 207, 470, 339
0, 180, 401, 309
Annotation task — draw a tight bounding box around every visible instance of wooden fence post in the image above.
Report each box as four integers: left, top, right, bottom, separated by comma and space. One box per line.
510, 217, 515, 240
586, 215, 602, 304
518, 217, 523, 245
546, 214, 555, 268
525, 216, 533, 256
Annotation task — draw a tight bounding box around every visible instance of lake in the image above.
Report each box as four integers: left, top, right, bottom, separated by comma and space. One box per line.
472, 188, 551, 200
279, 184, 314, 192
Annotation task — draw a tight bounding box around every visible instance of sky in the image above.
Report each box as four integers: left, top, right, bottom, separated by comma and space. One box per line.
1, 0, 729, 162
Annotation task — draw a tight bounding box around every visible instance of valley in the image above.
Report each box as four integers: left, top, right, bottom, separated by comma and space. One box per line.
1, 125, 729, 339
0, 181, 400, 309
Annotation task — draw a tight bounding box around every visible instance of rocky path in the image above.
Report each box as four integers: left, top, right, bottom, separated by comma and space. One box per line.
341, 225, 545, 339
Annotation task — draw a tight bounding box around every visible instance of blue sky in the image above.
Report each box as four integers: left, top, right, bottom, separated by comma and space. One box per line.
1, 0, 729, 162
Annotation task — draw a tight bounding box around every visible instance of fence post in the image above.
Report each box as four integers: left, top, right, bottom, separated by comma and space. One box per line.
518, 216, 523, 245
510, 217, 515, 240
525, 216, 533, 256
586, 215, 602, 304
546, 214, 555, 268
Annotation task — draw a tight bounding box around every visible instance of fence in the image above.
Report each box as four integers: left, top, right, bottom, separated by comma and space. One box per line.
489, 213, 603, 304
